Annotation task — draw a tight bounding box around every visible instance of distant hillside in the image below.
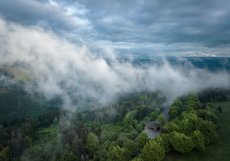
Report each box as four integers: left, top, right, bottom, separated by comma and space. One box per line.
0, 67, 59, 126
119, 57, 230, 71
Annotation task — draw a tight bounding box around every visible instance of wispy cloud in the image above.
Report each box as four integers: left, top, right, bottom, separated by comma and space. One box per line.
0, 0, 91, 30
0, 18, 229, 111
0, 0, 230, 56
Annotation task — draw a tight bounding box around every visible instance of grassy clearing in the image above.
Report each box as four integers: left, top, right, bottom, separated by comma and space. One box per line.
164, 101, 230, 161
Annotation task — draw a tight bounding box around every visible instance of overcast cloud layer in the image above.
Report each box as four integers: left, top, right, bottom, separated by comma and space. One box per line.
0, 19, 229, 111
0, 0, 230, 56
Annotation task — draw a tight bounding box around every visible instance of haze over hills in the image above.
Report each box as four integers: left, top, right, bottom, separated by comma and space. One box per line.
1, 56, 230, 161
0, 56, 230, 123
0, 0, 230, 161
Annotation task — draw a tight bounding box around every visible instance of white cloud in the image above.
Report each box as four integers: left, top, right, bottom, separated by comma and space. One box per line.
1, 0, 230, 56
0, 18, 229, 111
0, 0, 91, 30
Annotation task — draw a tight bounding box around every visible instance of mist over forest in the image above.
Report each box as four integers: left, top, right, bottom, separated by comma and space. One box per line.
0, 18, 230, 111
0, 0, 230, 161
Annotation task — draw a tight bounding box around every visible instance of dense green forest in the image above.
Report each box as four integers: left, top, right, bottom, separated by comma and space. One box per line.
0, 84, 229, 161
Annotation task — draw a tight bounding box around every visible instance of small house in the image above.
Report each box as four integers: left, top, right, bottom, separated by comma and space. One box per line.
145, 121, 161, 131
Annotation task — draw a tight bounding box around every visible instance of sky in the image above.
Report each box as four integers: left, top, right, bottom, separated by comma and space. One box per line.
0, 0, 230, 57
0, 0, 230, 111
0, 15, 230, 110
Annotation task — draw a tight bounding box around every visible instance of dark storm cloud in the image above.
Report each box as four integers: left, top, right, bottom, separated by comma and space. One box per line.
0, 0, 230, 56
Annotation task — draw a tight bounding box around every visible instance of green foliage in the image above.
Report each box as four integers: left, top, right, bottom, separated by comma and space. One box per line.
100, 124, 122, 143
169, 131, 193, 153
107, 145, 127, 161
169, 98, 183, 120
195, 119, 217, 145
163, 96, 219, 155
61, 151, 78, 161
191, 130, 205, 151
131, 158, 143, 161
0, 125, 7, 146
0, 146, 10, 161
186, 94, 200, 110
199, 89, 228, 102
96, 141, 110, 161
20, 125, 59, 161
157, 113, 166, 126
86, 132, 100, 155
136, 132, 149, 148
135, 106, 152, 121
116, 133, 129, 146
0, 89, 224, 161
178, 110, 198, 134
169, 106, 180, 120
148, 109, 161, 120
0, 91, 58, 126
136, 121, 145, 133
123, 139, 139, 157
116, 130, 137, 146
140, 140, 165, 161
164, 101, 230, 161
85, 121, 101, 136
155, 134, 171, 152
127, 129, 139, 139
163, 122, 179, 133
72, 135, 85, 158
197, 109, 219, 125
123, 111, 136, 129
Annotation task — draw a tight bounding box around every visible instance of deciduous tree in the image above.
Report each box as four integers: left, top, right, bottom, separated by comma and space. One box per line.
140, 140, 165, 161
86, 132, 100, 155
170, 132, 193, 153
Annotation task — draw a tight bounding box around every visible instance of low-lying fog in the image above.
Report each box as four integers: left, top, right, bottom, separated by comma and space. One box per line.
0, 18, 229, 111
